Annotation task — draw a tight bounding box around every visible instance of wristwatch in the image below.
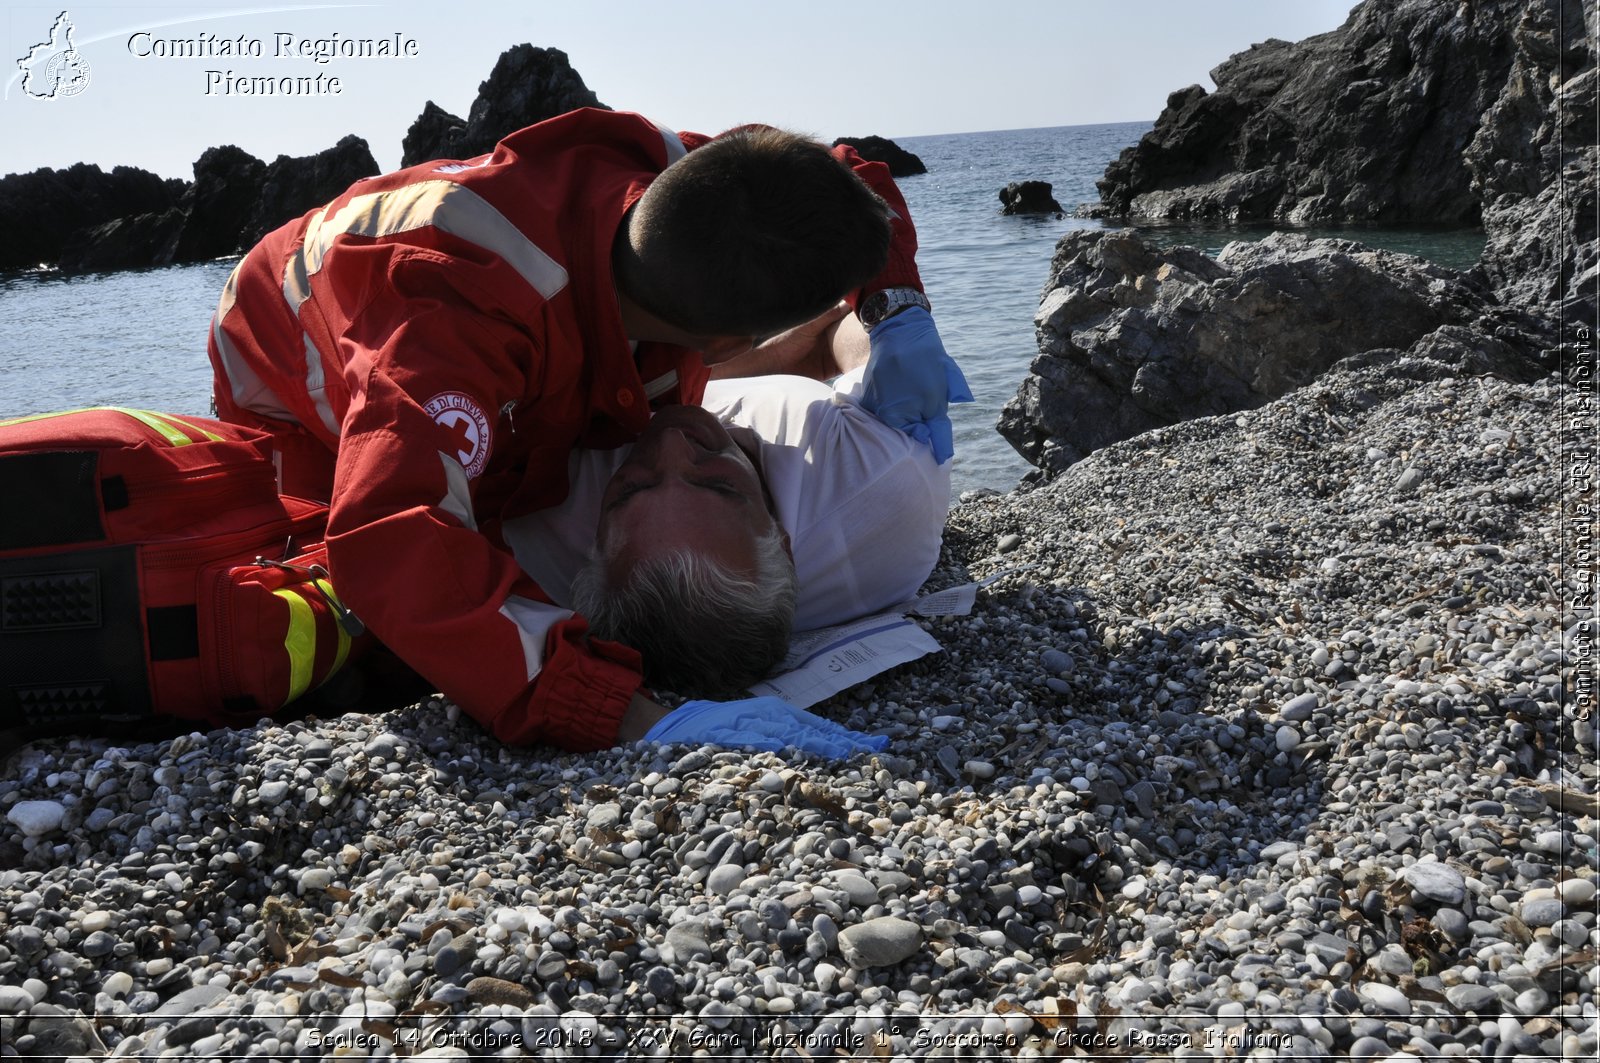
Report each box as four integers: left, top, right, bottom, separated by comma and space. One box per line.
858, 287, 931, 331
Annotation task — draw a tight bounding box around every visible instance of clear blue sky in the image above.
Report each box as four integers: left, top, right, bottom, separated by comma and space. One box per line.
4, 0, 1357, 181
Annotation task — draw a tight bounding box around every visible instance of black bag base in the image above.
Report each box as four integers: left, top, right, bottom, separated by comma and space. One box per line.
0, 545, 153, 726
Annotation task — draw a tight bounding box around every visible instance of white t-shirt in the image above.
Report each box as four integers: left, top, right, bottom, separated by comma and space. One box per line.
501, 369, 951, 632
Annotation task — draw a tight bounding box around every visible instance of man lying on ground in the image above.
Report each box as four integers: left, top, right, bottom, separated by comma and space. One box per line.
499, 305, 954, 751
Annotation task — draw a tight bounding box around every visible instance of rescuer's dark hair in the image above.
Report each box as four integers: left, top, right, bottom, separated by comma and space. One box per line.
614, 126, 892, 337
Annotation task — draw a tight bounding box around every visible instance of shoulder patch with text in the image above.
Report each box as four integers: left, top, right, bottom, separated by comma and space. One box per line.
424, 391, 492, 478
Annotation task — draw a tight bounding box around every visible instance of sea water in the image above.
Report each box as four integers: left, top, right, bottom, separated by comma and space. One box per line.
0, 122, 1485, 496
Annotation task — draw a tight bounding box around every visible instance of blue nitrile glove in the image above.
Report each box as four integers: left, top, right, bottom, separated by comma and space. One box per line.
644, 697, 889, 759
861, 305, 974, 465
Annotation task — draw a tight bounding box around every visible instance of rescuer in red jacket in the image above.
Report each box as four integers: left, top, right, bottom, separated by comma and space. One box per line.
208, 108, 953, 752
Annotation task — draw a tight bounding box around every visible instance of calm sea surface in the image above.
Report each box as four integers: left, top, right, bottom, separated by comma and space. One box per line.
0, 123, 1486, 495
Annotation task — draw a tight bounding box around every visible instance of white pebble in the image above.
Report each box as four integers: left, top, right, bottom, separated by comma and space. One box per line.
6, 800, 65, 837
102, 971, 134, 998
80, 910, 112, 934
1557, 878, 1596, 906
1359, 982, 1411, 1015
963, 760, 996, 779
1274, 726, 1301, 752
706, 864, 745, 897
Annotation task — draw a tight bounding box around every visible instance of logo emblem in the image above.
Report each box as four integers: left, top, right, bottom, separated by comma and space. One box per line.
424, 391, 492, 478
17, 11, 91, 100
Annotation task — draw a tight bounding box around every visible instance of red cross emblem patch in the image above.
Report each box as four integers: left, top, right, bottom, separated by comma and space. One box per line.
423, 391, 492, 478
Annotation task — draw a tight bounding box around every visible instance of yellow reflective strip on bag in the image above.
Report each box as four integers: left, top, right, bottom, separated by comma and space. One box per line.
273, 587, 316, 704
0, 408, 92, 429
0, 405, 203, 441
106, 408, 195, 445
312, 578, 352, 676
152, 412, 226, 442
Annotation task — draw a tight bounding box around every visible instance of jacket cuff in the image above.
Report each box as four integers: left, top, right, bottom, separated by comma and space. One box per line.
490, 617, 643, 752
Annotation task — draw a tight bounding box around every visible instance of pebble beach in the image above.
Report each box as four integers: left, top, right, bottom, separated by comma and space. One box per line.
2, 351, 1594, 1059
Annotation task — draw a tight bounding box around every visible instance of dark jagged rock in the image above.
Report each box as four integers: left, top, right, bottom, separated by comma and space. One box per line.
58, 208, 186, 275
400, 46, 606, 166
244, 135, 380, 245
0, 164, 183, 271
1467, 0, 1598, 321
832, 136, 926, 178
1088, 0, 1527, 223
171, 145, 266, 264
997, 229, 1543, 475
401, 101, 470, 170
999, 181, 1063, 216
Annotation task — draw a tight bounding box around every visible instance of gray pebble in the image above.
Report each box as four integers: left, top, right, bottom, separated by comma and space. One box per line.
1432, 908, 1469, 940
1039, 649, 1073, 674
0, 986, 32, 1013
1260, 841, 1298, 862
80, 931, 116, 958
256, 780, 290, 806
1519, 897, 1564, 927
837, 917, 921, 968
1403, 861, 1466, 905
700, 1000, 736, 1030
1280, 693, 1318, 721
644, 966, 676, 999
1395, 466, 1425, 493
1445, 983, 1500, 1013
585, 803, 622, 832
1349, 1035, 1391, 1062
665, 921, 712, 964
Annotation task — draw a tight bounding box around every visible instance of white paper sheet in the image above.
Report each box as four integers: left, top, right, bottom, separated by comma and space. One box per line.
747, 579, 992, 708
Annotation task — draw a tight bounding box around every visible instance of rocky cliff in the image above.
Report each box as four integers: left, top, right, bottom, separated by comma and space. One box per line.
54, 138, 378, 275
0, 164, 182, 272
399, 45, 605, 167
1089, 0, 1533, 224
1464, 0, 1598, 322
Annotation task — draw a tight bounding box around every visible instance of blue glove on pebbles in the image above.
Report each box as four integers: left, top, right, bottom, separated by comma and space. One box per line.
861, 306, 973, 464
644, 697, 888, 759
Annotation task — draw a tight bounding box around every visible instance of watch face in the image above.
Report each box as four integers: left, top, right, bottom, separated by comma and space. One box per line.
860, 292, 890, 327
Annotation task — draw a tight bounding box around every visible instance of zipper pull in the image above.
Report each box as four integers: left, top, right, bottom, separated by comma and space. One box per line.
309, 564, 366, 638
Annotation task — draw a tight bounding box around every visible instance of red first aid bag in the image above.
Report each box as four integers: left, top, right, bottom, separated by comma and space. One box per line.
0, 407, 360, 727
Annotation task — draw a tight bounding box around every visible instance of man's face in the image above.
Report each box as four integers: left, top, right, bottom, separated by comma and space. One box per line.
597, 406, 781, 578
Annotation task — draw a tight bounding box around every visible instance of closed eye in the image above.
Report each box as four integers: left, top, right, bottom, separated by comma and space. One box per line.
604, 481, 650, 512
604, 477, 744, 512
692, 477, 743, 498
